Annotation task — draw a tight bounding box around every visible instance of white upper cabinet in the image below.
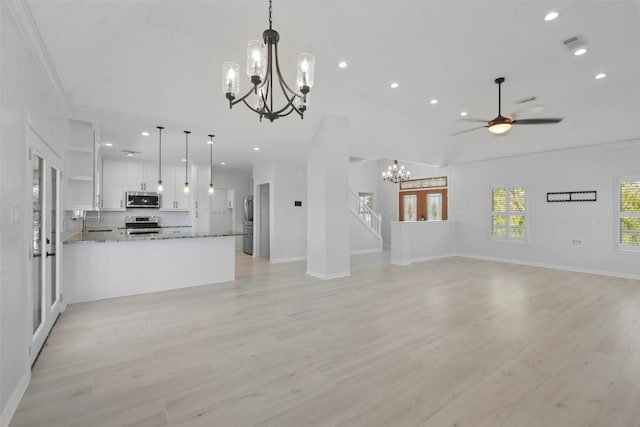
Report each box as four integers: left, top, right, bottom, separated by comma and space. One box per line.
194, 165, 211, 210
125, 162, 158, 192
101, 159, 125, 210
159, 165, 191, 211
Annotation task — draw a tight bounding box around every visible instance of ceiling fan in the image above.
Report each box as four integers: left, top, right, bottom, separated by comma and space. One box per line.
452, 77, 563, 136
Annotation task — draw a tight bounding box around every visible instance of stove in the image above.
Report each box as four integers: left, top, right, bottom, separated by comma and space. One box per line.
125, 216, 160, 235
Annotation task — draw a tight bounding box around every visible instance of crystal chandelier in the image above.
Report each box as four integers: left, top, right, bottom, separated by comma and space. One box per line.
382, 160, 411, 183
222, 0, 315, 122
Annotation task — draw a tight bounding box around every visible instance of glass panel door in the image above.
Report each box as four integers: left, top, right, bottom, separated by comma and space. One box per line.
48, 166, 59, 306
402, 194, 417, 221
29, 127, 63, 364
32, 154, 44, 334
427, 193, 442, 220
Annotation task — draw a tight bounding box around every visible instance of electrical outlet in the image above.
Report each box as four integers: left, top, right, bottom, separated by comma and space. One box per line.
572, 239, 582, 245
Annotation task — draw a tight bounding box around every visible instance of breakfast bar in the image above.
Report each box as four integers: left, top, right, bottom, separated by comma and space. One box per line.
63, 231, 243, 303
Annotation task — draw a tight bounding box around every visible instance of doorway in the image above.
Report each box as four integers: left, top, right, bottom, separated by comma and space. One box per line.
258, 183, 270, 259
28, 127, 62, 363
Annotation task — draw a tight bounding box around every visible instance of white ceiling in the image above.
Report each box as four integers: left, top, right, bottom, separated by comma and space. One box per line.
26, 0, 640, 168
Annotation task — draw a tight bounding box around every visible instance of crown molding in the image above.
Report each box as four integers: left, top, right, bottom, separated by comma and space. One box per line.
5, 0, 69, 114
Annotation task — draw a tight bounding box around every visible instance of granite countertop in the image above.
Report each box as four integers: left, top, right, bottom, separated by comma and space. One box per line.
64, 230, 244, 244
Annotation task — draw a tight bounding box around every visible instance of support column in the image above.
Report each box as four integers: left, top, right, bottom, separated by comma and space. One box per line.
306, 115, 350, 280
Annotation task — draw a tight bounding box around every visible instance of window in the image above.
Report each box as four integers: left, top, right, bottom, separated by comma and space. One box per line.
491, 186, 527, 242
618, 178, 640, 250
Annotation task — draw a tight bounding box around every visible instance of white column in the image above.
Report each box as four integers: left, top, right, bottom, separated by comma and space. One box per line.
306, 115, 350, 280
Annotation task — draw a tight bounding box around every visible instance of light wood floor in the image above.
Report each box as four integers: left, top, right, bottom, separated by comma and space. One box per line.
10, 252, 640, 427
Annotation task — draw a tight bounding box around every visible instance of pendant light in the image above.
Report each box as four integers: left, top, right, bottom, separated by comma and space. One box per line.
183, 130, 190, 194
156, 126, 164, 192
222, 0, 314, 122
208, 134, 215, 195
382, 160, 410, 184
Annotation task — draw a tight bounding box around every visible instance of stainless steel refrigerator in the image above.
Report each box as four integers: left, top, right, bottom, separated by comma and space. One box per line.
243, 195, 253, 255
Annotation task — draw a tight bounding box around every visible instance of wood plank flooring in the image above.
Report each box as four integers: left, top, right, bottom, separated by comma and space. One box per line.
10, 252, 640, 427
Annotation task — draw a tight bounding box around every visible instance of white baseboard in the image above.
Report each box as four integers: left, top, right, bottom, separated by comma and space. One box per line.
391, 253, 456, 266
456, 253, 640, 281
270, 256, 307, 264
306, 270, 351, 280
350, 248, 382, 255
1, 370, 30, 427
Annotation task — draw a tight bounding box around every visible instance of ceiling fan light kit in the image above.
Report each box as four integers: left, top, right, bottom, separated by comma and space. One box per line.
453, 77, 564, 136
222, 0, 314, 122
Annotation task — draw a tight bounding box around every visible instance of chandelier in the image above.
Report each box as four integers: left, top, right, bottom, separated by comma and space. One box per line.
222, 0, 314, 122
382, 160, 411, 183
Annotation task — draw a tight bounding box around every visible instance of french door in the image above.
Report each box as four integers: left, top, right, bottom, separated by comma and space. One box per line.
29, 128, 62, 363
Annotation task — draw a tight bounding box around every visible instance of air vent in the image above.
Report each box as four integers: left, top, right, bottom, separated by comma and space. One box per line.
563, 35, 587, 51
514, 96, 537, 104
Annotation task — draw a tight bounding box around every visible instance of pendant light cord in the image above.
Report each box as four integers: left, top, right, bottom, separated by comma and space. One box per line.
157, 126, 163, 181
209, 135, 215, 185
184, 131, 190, 183
268, 0, 272, 29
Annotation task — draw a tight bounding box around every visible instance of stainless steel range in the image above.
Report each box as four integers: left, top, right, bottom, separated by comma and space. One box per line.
125, 216, 160, 235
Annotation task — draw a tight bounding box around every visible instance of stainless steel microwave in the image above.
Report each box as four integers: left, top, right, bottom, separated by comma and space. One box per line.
125, 191, 160, 208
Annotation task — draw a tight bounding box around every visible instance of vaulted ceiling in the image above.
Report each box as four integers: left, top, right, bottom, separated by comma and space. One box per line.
27, 0, 640, 168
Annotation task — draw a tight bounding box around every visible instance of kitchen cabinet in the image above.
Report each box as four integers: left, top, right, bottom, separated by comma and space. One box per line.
194, 165, 211, 210
160, 165, 191, 211
125, 162, 158, 192
101, 159, 125, 210
64, 119, 100, 210
226, 189, 235, 210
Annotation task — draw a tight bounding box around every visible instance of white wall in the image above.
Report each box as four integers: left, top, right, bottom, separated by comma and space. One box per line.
348, 160, 381, 210
254, 160, 307, 263
450, 142, 640, 279
0, 2, 67, 423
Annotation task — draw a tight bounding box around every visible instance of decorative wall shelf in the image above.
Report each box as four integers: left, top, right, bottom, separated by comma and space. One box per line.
546, 191, 597, 202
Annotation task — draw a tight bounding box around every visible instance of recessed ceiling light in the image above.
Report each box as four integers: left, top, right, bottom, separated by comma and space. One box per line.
430, 99, 438, 105
220, 162, 226, 165
338, 61, 348, 69
181, 158, 187, 162
104, 143, 113, 147
253, 147, 260, 151
460, 112, 468, 117
207, 140, 213, 144
544, 11, 559, 22
126, 153, 134, 157
595, 73, 607, 80
574, 48, 587, 56
140, 131, 151, 136
390, 82, 399, 89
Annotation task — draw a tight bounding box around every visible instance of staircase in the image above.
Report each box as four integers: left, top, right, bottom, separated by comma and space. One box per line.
349, 189, 383, 252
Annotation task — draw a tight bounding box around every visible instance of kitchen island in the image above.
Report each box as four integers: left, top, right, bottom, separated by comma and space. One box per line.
63, 231, 243, 303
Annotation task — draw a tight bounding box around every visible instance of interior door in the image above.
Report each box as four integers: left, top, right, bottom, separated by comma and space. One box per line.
29, 131, 62, 363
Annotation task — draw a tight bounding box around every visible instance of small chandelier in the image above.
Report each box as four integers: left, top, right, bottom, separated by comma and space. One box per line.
382, 160, 411, 184
222, 0, 315, 122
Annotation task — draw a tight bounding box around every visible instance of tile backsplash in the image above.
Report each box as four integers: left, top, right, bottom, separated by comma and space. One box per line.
63, 209, 191, 232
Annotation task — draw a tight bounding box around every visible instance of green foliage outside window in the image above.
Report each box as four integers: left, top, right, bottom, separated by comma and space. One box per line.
620, 181, 640, 246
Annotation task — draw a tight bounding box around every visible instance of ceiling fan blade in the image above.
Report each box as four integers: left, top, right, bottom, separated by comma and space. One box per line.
450, 126, 488, 136
459, 118, 490, 123
512, 118, 563, 125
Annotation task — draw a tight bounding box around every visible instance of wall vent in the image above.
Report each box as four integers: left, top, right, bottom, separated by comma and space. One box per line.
563, 35, 587, 51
